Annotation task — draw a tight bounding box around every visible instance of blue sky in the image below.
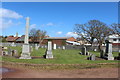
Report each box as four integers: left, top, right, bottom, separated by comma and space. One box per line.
1, 2, 118, 37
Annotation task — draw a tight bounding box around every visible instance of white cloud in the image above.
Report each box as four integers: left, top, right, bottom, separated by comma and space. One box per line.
30, 24, 36, 29
46, 22, 54, 26
66, 32, 78, 37
40, 22, 55, 27
0, 8, 23, 19
0, 19, 13, 29
56, 31, 62, 35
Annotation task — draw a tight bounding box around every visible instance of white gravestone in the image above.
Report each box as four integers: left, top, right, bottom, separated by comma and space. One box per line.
62, 46, 65, 50
107, 44, 114, 60
45, 41, 53, 59
53, 44, 56, 49
19, 17, 31, 59
35, 44, 39, 50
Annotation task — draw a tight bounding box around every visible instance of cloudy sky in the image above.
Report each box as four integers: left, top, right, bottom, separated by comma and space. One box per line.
1, 2, 118, 37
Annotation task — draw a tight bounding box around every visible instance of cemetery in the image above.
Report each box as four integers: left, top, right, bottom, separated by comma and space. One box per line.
1, 17, 119, 78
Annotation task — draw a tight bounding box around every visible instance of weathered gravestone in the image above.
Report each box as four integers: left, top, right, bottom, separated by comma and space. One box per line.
35, 44, 39, 50
62, 46, 65, 50
44, 41, 53, 59
81, 46, 87, 55
8, 48, 12, 56
53, 44, 56, 50
19, 17, 31, 59
87, 54, 96, 61
11, 42, 16, 47
2, 51, 8, 56
11, 50, 18, 57
104, 40, 114, 60
100, 50, 104, 58
30, 46, 33, 52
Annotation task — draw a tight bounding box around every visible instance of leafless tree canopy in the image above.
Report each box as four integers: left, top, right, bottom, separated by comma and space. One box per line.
29, 28, 46, 44
111, 23, 120, 36
74, 20, 113, 51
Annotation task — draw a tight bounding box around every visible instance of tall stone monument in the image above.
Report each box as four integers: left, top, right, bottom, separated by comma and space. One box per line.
19, 17, 31, 59
44, 41, 53, 59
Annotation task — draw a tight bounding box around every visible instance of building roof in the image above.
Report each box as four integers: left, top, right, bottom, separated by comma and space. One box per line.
6, 36, 19, 42
44, 37, 70, 40
16, 35, 25, 42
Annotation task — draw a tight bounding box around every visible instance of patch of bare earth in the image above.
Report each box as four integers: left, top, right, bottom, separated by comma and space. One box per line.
2, 65, 118, 78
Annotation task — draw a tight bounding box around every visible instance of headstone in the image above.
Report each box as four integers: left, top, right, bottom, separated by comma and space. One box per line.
91, 54, 96, 61
2, 51, 8, 56
41, 46, 44, 48
44, 41, 53, 59
19, 17, 31, 59
11, 42, 16, 47
35, 44, 39, 50
58, 46, 61, 49
8, 48, 12, 56
2, 47, 8, 50
62, 46, 65, 50
45, 45, 47, 48
100, 50, 104, 58
94, 49, 97, 51
30, 46, 33, 52
53, 44, 56, 49
12, 50, 18, 57
104, 40, 114, 60
81, 46, 86, 55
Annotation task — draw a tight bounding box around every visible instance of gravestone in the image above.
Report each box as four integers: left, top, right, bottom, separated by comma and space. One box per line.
58, 46, 61, 49
35, 44, 39, 50
104, 40, 114, 60
41, 46, 44, 48
12, 50, 18, 57
53, 44, 56, 49
11, 42, 16, 47
19, 17, 31, 59
2, 51, 8, 56
81, 46, 87, 55
2, 47, 7, 50
45, 45, 47, 48
94, 49, 97, 51
62, 46, 65, 50
30, 46, 33, 52
44, 41, 53, 59
100, 50, 104, 58
91, 54, 96, 61
8, 48, 12, 56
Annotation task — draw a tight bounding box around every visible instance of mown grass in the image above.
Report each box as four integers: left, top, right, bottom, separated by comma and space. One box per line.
2, 46, 119, 64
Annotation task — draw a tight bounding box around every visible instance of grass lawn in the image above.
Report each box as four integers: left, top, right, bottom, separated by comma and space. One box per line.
2, 46, 119, 64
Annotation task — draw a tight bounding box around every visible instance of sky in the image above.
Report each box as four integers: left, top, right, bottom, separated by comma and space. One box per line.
1, 2, 118, 37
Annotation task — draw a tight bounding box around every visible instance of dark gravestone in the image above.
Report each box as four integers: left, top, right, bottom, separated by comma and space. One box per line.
81, 46, 86, 55
100, 50, 104, 58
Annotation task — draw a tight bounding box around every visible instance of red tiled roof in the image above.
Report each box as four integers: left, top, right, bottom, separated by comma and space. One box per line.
67, 37, 77, 42
6, 36, 19, 41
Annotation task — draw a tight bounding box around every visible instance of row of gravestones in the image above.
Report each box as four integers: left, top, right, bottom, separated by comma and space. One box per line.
2, 48, 18, 57
80, 40, 120, 61
40, 44, 66, 50
80, 46, 96, 61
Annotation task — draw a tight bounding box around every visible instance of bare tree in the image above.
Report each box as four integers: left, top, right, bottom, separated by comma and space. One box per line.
110, 23, 120, 36
74, 20, 112, 51
29, 28, 38, 44
36, 30, 46, 45
29, 28, 46, 45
